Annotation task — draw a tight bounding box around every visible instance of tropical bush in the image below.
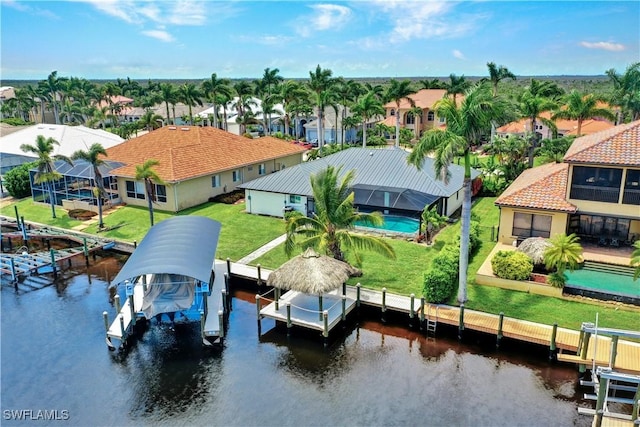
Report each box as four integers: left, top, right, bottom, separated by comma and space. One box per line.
3, 162, 34, 198
491, 250, 534, 281
242, 132, 253, 139
456, 219, 482, 256
423, 246, 459, 302
1, 117, 32, 126
547, 271, 568, 288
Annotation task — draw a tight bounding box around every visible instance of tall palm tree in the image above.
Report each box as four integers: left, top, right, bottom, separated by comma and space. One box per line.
307, 65, 336, 151
159, 83, 177, 125
44, 71, 63, 124
552, 90, 616, 136
517, 85, 558, 167
135, 159, 164, 227
606, 62, 640, 122
384, 79, 415, 148
260, 67, 283, 98
232, 81, 257, 135
631, 241, 640, 281
201, 73, 231, 129
351, 91, 385, 148
177, 83, 203, 125
445, 74, 471, 106
486, 62, 516, 97
408, 82, 508, 304
278, 80, 308, 137
284, 166, 396, 265
419, 78, 445, 90
71, 143, 107, 228
20, 135, 73, 218
138, 110, 164, 131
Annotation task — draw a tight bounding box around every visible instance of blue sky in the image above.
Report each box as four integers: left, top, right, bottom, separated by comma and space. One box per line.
1, 1, 638, 80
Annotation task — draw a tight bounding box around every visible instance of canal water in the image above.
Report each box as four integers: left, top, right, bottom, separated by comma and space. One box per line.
1, 254, 591, 426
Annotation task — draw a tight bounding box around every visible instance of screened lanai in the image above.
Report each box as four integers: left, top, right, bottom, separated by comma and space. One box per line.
30, 159, 124, 209
353, 184, 438, 215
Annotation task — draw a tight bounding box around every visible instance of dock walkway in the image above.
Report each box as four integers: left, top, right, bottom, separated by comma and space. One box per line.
227, 260, 640, 375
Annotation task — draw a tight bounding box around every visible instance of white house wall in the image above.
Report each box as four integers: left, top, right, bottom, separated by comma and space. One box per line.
446, 190, 463, 217
245, 190, 308, 218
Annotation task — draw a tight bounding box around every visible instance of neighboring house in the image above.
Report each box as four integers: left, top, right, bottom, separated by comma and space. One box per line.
495, 120, 640, 246
122, 103, 212, 126
382, 89, 450, 139
239, 147, 479, 219
496, 112, 615, 139
197, 97, 285, 136
304, 105, 359, 145
0, 124, 124, 175
104, 126, 307, 212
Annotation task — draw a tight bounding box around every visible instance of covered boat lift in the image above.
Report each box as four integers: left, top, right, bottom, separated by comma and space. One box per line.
103, 216, 226, 350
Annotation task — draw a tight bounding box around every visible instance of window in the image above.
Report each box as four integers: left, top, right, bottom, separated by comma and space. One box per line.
125, 180, 145, 200
155, 184, 167, 203
406, 113, 415, 125
427, 111, 434, 121
212, 175, 220, 188
247, 166, 254, 172
439, 116, 445, 123
232, 170, 242, 182
512, 212, 552, 238
623, 169, 640, 205
258, 163, 266, 175
289, 195, 302, 204
390, 109, 395, 116
570, 166, 622, 203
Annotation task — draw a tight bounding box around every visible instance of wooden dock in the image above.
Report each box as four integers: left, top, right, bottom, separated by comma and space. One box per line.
226, 260, 640, 375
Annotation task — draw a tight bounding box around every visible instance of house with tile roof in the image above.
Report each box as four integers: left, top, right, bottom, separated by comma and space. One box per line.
239, 147, 479, 219
382, 89, 452, 140
495, 120, 640, 246
496, 112, 615, 139
104, 126, 307, 212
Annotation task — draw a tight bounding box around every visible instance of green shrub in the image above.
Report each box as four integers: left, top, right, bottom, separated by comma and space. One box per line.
4, 162, 34, 198
455, 219, 481, 256
547, 271, 567, 288
423, 246, 459, 303
273, 131, 285, 139
1, 118, 32, 126
243, 132, 253, 139
491, 250, 533, 280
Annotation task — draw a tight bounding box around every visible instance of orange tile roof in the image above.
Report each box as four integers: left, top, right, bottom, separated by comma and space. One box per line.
563, 120, 640, 166
383, 89, 450, 110
495, 162, 577, 212
496, 112, 615, 136
105, 126, 306, 182
379, 116, 397, 126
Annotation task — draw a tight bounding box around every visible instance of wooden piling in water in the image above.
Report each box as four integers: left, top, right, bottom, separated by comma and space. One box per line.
458, 304, 465, 340
114, 295, 121, 314
255, 294, 262, 335
286, 302, 292, 334
226, 258, 231, 277
549, 323, 558, 361
381, 287, 387, 322
103, 311, 109, 333
49, 249, 57, 278
218, 311, 224, 339
419, 297, 425, 331
257, 264, 262, 286
128, 294, 136, 325
83, 237, 89, 266
222, 289, 228, 312
323, 311, 329, 338
275, 287, 280, 311
496, 312, 504, 348
356, 283, 361, 308
341, 295, 346, 321
318, 295, 323, 321
119, 314, 125, 338
9, 257, 17, 283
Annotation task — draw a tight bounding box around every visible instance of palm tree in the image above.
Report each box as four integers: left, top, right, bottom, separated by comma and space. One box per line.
71, 143, 107, 228
278, 80, 308, 137
544, 233, 583, 287
552, 90, 616, 136
285, 166, 395, 265
44, 71, 63, 124
517, 85, 558, 167
421, 206, 448, 245
20, 135, 73, 218
606, 63, 640, 122
260, 67, 283, 97
384, 79, 415, 148
351, 91, 385, 148
486, 62, 516, 97
201, 73, 231, 129
631, 241, 640, 281
419, 78, 446, 89
307, 65, 336, 151
159, 83, 177, 125
408, 82, 508, 304
135, 159, 164, 227
445, 74, 471, 106
408, 105, 424, 140
138, 110, 164, 131
177, 83, 203, 125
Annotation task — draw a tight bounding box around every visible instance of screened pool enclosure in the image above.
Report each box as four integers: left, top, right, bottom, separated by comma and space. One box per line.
29, 159, 124, 211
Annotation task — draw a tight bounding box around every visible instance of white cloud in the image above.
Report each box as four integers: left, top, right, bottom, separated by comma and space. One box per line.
2, 0, 59, 19
81, 0, 207, 26
296, 3, 352, 37
580, 41, 625, 51
142, 29, 174, 43
453, 49, 465, 60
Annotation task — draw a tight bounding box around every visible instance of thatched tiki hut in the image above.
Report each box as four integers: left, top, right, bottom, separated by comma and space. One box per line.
267, 247, 361, 320
517, 237, 552, 267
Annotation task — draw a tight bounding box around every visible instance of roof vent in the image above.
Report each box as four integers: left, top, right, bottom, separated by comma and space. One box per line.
181, 127, 190, 131
168, 126, 177, 130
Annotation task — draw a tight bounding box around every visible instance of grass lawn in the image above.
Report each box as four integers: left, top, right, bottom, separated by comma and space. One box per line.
3, 196, 637, 331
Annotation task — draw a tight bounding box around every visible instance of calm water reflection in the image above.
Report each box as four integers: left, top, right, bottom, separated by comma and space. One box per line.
1, 255, 590, 426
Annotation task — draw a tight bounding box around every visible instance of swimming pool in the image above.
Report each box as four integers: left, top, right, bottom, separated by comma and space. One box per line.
356, 214, 420, 234
564, 264, 640, 305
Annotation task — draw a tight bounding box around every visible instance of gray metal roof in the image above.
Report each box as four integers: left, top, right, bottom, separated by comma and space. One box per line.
112, 216, 221, 286
239, 147, 479, 198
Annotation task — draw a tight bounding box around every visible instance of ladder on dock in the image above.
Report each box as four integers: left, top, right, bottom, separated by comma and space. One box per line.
426, 304, 438, 336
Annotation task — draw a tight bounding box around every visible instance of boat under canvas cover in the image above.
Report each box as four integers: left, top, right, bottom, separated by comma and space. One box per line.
139, 273, 195, 319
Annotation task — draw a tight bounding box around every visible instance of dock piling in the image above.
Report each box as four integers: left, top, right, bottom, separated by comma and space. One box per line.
381, 287, 387, 322
128, 294, 136, 325
255, 294, 262, 336
114, 295, 121, 314
356, 283, 361, 308
496, 312, 504, 348
323, 311, 329, 338
609, 335, 619, 368
274, 288, 280, 311
318, 295, 323, 321
83, 237, 89, 266
222, 289, 228, 312
102, 311, 109, 333
549, 323, 558, 361
458, 304, 465, 340
286, 302, 292, 335
218, 310, 224, 339
257, 264, 262, 286
226, 258, 231, 277
341, 295, 347, 321
9, 257, 17, 284
119, 314, 125, 339
49, 249, 57, 278
419, 297, 425, 331
14, 206, 20, 230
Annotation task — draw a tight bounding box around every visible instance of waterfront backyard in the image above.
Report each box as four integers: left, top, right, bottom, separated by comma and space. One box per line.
1, 196, 638, 332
